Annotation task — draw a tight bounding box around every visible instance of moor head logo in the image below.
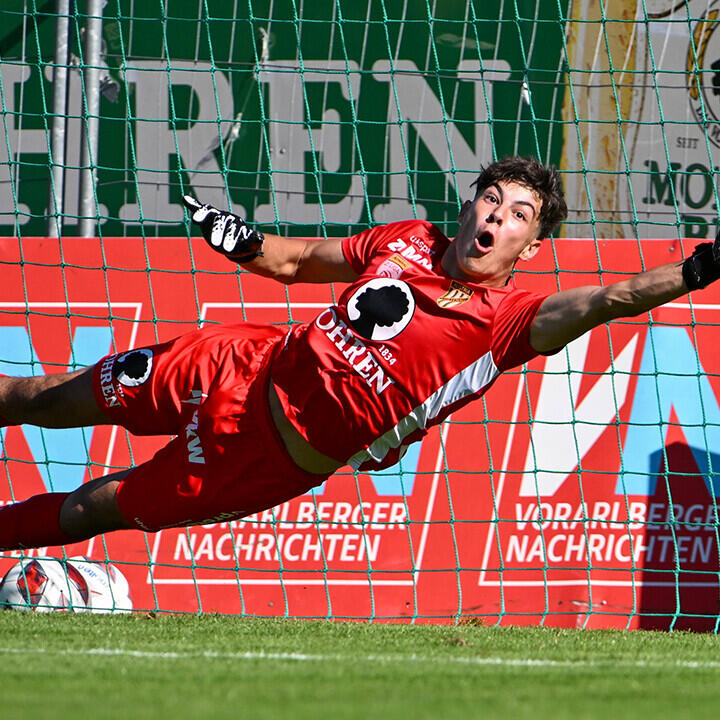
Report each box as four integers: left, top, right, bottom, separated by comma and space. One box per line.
346, 278, 415, 341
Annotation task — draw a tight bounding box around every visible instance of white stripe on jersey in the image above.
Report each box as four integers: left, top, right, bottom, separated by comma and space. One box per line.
347, 350, 499, 469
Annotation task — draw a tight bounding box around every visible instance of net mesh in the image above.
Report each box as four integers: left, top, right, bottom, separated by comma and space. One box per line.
1, 0, 720, 629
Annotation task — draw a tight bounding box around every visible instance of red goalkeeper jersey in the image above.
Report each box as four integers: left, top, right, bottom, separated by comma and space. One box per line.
270, 219, 550, 471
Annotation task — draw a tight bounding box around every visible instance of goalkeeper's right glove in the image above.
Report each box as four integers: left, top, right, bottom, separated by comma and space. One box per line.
183, 195, 264, 263
682, 228, 720, 290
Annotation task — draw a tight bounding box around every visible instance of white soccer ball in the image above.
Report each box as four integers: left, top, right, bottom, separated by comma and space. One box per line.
69, 557, 133, 613
0, 557, 92, 612
0, 557, 133, 613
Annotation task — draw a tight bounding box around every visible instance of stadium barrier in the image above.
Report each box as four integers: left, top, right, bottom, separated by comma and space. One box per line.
2, 235, 719, 630
2, 1, 720, 627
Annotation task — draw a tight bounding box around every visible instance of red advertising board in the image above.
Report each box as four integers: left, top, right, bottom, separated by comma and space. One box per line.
1, 236, 719, 629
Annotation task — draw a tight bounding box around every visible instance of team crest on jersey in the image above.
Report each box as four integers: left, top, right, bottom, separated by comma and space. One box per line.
377, 253, 411, 279
437, 280, 474, 309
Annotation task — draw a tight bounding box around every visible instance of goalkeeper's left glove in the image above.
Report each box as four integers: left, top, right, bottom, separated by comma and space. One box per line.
682, 228, 720, 290
183, 195, 264, 263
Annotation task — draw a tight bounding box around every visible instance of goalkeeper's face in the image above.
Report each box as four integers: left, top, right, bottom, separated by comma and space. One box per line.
444, 180, 543, 287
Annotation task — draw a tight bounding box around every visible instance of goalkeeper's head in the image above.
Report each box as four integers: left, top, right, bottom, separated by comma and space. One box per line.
471, 156, 568, 240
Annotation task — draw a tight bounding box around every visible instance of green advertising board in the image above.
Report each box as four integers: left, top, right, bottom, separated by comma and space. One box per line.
0, 0, 569, 238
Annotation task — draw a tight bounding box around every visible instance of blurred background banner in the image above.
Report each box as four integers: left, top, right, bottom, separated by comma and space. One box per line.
561, 0, 720, 239
0, 0, 569, 237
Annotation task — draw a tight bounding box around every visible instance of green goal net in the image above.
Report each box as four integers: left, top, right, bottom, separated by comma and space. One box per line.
1, 0, 720, 629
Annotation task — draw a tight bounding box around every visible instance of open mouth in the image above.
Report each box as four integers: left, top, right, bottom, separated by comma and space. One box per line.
475, 230, 494, 251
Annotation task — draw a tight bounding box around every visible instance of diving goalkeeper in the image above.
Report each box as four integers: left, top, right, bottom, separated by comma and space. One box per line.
0, 156, 716, 549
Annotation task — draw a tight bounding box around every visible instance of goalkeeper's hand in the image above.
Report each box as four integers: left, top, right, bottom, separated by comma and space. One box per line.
681, 228, 720, 290
183, 195, 264, 263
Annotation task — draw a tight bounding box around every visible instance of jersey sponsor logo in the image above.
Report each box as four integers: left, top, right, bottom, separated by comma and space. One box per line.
387, 238, 434, 270
437, 280, 474, 309
133, 517, 152, 532
154, 509, 247, 531
408, 235, 436, 255
315, 308, 394, 394
346, 278, 415, 341
114, 348, 153, 387
377, 253, 411, 279
99, 354, 121, 408
185, 410, 205, 464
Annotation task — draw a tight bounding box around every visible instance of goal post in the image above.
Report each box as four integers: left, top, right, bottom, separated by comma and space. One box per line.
1, 0, 720, 629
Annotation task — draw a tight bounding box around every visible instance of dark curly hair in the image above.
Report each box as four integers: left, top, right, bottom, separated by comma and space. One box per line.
471, 156, 567, 240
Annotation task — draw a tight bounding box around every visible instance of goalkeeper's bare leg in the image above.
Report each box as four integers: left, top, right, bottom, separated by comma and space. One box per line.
0, 369, 133, 550
0, 367, 106, 428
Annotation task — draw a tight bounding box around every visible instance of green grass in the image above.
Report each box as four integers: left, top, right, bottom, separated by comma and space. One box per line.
3, 614, 720, 719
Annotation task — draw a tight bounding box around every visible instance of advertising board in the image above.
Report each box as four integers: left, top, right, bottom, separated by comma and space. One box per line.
2, 236, 719, 629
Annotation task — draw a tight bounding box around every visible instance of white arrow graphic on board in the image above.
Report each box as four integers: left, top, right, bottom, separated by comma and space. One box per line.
519, 331, 638, 497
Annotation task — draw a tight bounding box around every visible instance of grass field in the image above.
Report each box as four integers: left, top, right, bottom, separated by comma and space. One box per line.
3, 613, 720, 719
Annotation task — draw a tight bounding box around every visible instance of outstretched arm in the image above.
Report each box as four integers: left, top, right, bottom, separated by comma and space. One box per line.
530, 240, 720, 353
243, 233, 358, 284
183, 195, 358, 285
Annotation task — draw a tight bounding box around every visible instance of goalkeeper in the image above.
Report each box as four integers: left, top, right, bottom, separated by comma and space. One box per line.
0, 156, 716, 549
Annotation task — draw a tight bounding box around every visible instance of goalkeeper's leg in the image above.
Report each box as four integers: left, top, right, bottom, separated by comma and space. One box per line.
0, 367, 109, 428
0, 472, 132, 550
0, 369, 131, 549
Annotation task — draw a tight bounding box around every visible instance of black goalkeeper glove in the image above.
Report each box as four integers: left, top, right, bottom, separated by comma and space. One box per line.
183, 195, 264, 264
682, 228, 720, 290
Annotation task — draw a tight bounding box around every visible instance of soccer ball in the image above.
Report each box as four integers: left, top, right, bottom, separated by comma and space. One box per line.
69, 557, 132, 613
0, 557, 133, 613
0, 557, 92, 612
